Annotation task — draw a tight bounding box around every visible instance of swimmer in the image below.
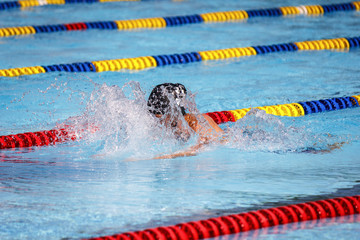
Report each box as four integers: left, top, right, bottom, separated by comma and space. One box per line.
147, 83, 223, 159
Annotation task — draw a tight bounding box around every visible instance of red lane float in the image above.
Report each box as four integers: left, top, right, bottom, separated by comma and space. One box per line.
85, 195, 360, 240
64, 22, 88, 31
0, 128, 77, 149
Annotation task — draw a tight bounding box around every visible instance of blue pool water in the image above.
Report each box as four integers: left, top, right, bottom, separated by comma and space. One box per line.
0, 0, 360, 239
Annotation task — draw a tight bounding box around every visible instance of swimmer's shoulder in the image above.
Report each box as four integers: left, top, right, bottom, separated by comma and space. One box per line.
184, 113, 222, 132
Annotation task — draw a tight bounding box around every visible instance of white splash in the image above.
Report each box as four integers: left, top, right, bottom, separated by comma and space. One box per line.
60, 81, 197, 159
225, 109, 314, 153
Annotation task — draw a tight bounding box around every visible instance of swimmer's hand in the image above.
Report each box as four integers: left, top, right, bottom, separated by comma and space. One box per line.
303, 141, 346, 154
327, 142, 345, 151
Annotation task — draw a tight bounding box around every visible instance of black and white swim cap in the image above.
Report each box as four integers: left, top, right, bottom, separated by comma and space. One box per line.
147, 83, 187, 115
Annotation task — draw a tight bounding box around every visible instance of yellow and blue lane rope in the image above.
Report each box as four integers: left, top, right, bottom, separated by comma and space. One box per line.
0, 0, 139, 11
206, 95, 360, 124
1, 1, 360, 37
0, 36, 359, 77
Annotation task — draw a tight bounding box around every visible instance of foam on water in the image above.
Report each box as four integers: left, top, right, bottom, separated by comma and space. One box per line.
225, 109, 313, 153
225, 108, 354, 154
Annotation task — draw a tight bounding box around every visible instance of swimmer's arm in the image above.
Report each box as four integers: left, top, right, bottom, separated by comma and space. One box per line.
154, 114, 224, 160
201, 114, 223, 133
153, 142, 205, 159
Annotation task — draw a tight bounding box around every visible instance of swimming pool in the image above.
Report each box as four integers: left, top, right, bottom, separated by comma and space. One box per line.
0, 0, 360, 239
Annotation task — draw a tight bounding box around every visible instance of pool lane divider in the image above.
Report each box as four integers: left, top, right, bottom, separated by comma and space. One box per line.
2, 0, 360, 12
86, 195, 360, 239
0, 0, 139, 11
1, 94, 359, 150
206, 95, 360, 125
0, 36, 360, 78
1, 2, 360, 36
0, 128, 77, 149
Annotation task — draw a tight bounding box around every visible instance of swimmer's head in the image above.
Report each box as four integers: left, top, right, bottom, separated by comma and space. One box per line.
147, 83, 187, 116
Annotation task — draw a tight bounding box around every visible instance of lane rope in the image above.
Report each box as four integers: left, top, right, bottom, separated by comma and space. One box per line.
0, 128, 77, 149
1, 2, 359, 36
0, 0, 140, 11
0, 36, 359, 77
206, 95, 360, 124
84, 195, 360, 240
1, 94, 359, 150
